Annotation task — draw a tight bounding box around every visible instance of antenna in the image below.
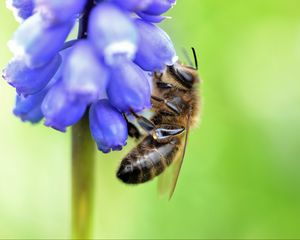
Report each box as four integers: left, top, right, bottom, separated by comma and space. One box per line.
182, 47, 198, 70
191, 47, 198, 70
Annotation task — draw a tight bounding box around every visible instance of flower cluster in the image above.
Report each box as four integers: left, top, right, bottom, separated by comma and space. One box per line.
3, 0, 177, 153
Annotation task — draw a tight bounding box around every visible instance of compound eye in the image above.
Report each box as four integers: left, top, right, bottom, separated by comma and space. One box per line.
176, 68, 194, 87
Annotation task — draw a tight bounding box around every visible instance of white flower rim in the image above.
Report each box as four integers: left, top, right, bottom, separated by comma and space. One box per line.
104, 41, 137, 65
6, 0, 24, 23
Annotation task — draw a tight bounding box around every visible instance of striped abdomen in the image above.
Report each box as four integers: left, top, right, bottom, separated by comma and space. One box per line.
117, 135, 180, 184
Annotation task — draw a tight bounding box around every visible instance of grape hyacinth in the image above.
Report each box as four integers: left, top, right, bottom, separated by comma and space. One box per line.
3, 0, 177, 153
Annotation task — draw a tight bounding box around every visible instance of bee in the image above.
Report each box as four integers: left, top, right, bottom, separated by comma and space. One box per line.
117, 48, 201, 199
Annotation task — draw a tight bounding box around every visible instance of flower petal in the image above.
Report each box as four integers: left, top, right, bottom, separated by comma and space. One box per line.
3, 54, 61, 96
41, 81, 87, 132
89, 99, 128, 153
142, 0, 176, 15
35, 0, 87, 24
136, 11, 167, 23
63, 40, 109, 103
134, 19, 177, 71
9, 13, 74, 68
110, 0, 152, 11
88, 2, 138, 65
12, 66, 62, 123
13, 90, 46, 123
107, 59, 151, 113
6, 0, 34, 22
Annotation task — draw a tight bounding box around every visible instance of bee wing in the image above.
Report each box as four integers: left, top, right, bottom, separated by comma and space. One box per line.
167, 115, 190, 200
157, 113, 191, 200
157, 163, 173, 196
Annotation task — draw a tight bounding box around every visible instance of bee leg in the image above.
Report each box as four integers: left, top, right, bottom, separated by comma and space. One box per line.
127, 122, 141, 140
124, 115, 141, 140
130, 110, 155, 133
153, 124, 185, 143
151, 95, 181, 115
155, 81, 173, 89
130, 110, 185, 143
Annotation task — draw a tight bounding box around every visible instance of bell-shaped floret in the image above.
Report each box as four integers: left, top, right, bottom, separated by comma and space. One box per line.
110, 0, 151, 11
107, 59, 151, 113
13, 89, 46, 123
6, 0, 34, 22
88, 2, 138, 65
63, 40, 109, 103
34, 0, 87, 24
41, 81, 87, 132
3, 54, 61, 96
134, 19, 177, 71
89, 99, 128, 153
9, 13, 74, 68
141, 0, 176, 16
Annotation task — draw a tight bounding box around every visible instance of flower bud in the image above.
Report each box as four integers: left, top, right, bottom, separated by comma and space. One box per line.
63, 40, 109, 103
88, 2, 138, 65
13, 89, 46, 123
41, 81, 87, 132
142, 0, 176, 16
107, 59, 151, 113
9, 13, 74, 68
3, 54, 61, 96
89, 99, 128, 153
35, 0, 87, 24
136, 12, 166, 23
134, 19, 177, 71
6, 0, 34, 22
110, 0, 151, 11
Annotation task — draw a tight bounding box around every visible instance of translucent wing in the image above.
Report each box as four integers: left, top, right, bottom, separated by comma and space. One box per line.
157, 113, 191, 200
157, 163, 173, 196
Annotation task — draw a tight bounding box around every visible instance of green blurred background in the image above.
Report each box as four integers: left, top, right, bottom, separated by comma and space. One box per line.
1, 0, 300, 239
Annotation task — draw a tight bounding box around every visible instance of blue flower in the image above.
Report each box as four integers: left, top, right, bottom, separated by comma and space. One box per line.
137, 0, 176, 23
3, 54, 61, 96
134, 19, 177, 71
140, 0, 176, 15
62, 40, 109, 103
109, 0, 149, 11
35, 0, 87, 25
111, 0, 176, 22
3, 0, 177, 153
6, 0, 34, 22
107, 58, 151, 113
88, 2, 138, 65
41, 81, 87, 132
89, 100, 128, 153
13, 88, 46, 123
9, 13, 74, 68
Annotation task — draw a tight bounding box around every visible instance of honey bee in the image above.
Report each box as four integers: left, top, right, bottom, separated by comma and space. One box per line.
117, 49, 201, 199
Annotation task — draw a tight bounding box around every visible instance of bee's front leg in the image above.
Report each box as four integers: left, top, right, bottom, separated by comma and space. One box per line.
130, 110, 185, 143
151, 95, 181, 115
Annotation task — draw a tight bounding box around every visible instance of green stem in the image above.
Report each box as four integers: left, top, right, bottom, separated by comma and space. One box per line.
72, 113, 95, 239
71, 1, 96, 238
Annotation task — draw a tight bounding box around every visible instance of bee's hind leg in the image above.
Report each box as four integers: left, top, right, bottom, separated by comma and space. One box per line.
130, 110, 185, 143
124, 114, 141, 140
152, 124, 185, 143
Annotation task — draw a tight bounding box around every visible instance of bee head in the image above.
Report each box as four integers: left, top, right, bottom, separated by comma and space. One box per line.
166, 48, 200, 89
168, 61, 200, 89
